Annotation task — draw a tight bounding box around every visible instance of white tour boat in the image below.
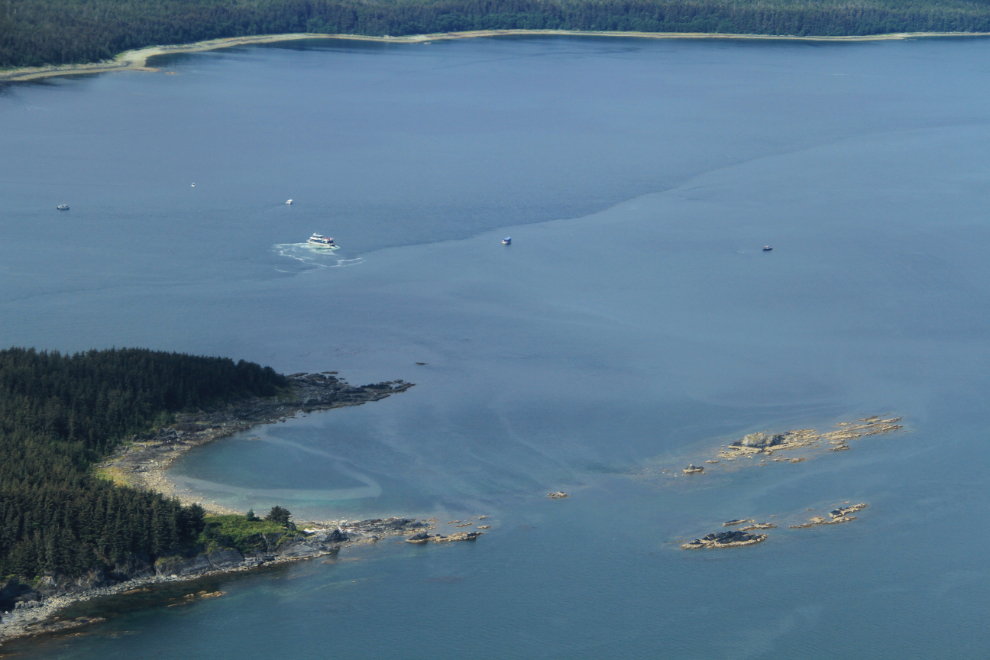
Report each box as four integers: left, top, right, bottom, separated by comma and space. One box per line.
308, 233, 338, 248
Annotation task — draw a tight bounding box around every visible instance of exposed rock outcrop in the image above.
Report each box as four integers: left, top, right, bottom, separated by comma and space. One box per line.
789, 503, 869, 529
681, 531, 768, 549
717, 417, 902, 462
405, 531, 484, 544
0, 517, 431, 644
733, 432, 786, 449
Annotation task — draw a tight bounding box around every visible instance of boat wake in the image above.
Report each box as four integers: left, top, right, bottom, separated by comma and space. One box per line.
272, 242, 364, 270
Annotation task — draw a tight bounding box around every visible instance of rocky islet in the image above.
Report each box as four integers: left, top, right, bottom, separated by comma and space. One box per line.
668, 416, 900, 550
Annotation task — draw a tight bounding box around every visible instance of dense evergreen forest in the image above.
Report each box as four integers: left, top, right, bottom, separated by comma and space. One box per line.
0, 347, 287, 579
2, 0, 990, 69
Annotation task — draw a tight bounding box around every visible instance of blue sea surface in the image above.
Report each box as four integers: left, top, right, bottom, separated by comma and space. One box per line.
2, 35, 990, 658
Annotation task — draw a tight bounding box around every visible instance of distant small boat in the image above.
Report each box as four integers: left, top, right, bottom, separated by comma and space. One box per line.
286, 199, 293, 205
56, 204, 69, 211
191, 183, 195, 187
763, 246, 772, 251
308, 233, 338, 248
502, 237, 512, 245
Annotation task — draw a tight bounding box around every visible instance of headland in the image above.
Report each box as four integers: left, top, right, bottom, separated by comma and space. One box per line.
0, 372, 442, 645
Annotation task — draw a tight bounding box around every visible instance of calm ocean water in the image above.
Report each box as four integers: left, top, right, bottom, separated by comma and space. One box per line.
2, 35, 990, 658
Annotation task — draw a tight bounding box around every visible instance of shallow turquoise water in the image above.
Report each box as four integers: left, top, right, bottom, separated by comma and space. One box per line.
2, 35, 990, 658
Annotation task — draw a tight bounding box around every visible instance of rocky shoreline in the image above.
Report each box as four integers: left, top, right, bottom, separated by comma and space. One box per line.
0, 517, 435, 644
0, 372, 423, 645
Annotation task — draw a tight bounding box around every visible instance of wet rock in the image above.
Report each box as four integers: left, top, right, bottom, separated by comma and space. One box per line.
405, 530, 483, 544
683, 464, 704, 474
789, 503, 868, 529
437, 532, 482, 543
830, 503, 868, 518
681, 530, 768, 549
406, 532, 431, 544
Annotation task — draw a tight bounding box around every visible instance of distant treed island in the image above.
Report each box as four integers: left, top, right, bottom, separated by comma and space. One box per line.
0, 348, 286, 580
3, 0, 990, 68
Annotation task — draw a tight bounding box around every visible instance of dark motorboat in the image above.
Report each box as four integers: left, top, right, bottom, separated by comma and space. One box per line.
502, 237, 512, 245
762, 246, 772, 251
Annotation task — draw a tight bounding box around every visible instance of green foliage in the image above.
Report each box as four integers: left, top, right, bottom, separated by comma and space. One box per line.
197, 514, 298, 553
3, 0, 990, 69
245, 509, 259, 521
0, 347, 288, 578
265, 506, 292, 527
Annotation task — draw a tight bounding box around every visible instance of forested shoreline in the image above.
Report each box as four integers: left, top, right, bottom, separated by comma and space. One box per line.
0, 348, 287, 580
2, 0, 990, 69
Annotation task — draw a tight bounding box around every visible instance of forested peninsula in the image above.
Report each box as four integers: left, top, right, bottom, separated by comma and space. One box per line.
3, 0, 990, 70
0, 348, 288, 580
0, 347, 417, 643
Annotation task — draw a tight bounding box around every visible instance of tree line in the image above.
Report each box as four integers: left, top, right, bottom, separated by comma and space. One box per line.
0, 347, 287, 579
3, 0, 990, 69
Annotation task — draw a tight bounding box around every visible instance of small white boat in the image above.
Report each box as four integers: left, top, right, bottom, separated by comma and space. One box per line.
308, 233, 338, 248
286, 199, 293, 205
502, 237, 512, 245
763, 246, 772, 252
56, 204, 69, 211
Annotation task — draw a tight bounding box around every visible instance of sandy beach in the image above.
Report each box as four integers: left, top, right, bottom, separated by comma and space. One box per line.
97, 373, 413, 515
3, 29, 989, 83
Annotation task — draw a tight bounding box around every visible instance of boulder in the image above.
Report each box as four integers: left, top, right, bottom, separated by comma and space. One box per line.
326, 529, 349, 543
405, 532, 431, 544
0, 578, 34, 612
207, 548, 244, 568
733, 432, 786, 449
278, 540, 323, 558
